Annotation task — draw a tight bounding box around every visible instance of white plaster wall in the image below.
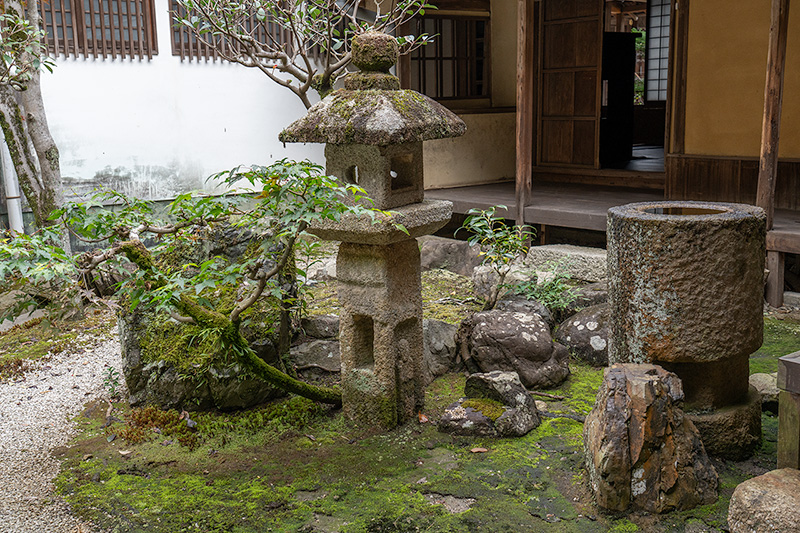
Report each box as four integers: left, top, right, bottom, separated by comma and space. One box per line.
39, 0, 323, 201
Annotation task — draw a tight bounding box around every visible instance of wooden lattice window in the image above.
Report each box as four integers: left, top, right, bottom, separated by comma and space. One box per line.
409, 15, 490, 101
170, 1, 299, 62
645, 0, 670, 102
41, 0, 158, 60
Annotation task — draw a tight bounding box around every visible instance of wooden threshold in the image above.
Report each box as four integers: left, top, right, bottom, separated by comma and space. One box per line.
769, 209, 800, 254
534, 166, 666, 190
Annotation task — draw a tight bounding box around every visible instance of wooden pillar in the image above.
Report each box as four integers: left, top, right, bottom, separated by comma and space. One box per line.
756, 0, 790, 229
757, 0, 790, 307
767, 251, 786, 307
778, 351, 800, 469
515, 0, 535, 226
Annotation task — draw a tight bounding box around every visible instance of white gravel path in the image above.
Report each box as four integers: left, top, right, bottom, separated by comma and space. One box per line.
0, 332, 123, 533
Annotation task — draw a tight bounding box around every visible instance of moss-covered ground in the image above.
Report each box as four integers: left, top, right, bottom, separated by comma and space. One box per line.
0, 307, 116, 381
5, 242, 796, 532
750, 315, 800, 374
54, 348, 786, 533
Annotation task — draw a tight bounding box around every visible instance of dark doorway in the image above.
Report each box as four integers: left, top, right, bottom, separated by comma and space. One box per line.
600, 0, 668, 171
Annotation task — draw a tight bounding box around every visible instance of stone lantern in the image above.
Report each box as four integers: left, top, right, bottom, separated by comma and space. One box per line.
280, 32, 465, 428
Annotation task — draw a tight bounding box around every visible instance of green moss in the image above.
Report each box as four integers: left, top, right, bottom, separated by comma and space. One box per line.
0, 309, 115, 380
750, 317, 800, 374
421, 269, 483, 325
462, 398, 505, 422
608, 520, 639, 532
120, 240, 155, 271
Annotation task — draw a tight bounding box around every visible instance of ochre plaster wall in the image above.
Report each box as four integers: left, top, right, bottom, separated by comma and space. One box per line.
684, 0, 800, 157
424, 0, 518, 188
424, 112, 517, 188
491, 0, 518, 107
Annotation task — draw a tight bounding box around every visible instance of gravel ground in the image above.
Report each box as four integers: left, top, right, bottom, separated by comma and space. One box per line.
0, 332, 122, 533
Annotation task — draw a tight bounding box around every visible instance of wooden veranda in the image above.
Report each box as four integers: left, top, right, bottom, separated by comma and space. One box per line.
427, 180, 800, 275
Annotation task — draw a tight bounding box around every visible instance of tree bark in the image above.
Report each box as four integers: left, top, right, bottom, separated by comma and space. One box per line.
0, 86, 56, 228
0, 0, 65, 231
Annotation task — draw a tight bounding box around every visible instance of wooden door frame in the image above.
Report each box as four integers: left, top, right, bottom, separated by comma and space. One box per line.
515, 0, 676, 212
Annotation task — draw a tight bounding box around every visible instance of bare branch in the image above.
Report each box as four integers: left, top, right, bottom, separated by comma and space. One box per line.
228, 221, 306, 323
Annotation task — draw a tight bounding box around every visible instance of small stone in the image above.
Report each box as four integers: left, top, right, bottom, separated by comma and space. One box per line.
749, 372, 779, 413
438, 371, 541, 438
554, 304, 610, 366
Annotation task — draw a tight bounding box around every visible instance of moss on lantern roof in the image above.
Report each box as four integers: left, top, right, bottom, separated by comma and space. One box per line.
279, 88, 466, 146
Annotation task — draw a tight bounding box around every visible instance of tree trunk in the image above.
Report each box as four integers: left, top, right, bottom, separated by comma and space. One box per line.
0, 86, 57, 228
0, 0, 65, 232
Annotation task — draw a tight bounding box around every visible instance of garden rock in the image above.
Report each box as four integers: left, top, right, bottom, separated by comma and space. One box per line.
301, 314, 339, 339
301, 255, 337, 282
749, 372, 779, 413
563, 281, 608, 316
419, 236, 483, 277
471, 264, 529, 303
206, 363, 285, 411
291, 340, 341, 372
494, 294, 554, 329
584, 363, 718, 513
439, 371, 540, 437
728, 468, 800, 533
119, 226, 289, 411
457, 311, 570, 389
523, 244, 607, 283
554, 303, 610, 366
422, 319, 458, 385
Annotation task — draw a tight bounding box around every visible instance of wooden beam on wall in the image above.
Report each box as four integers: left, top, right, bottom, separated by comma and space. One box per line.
757, 0, 791, 230
515, 0, 536, 226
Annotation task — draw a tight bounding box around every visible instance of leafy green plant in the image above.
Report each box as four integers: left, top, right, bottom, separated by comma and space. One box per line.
457, 205, 534, 310
103, 366, 121, 396
510, 259, 576, 313
1, 159, 384, 406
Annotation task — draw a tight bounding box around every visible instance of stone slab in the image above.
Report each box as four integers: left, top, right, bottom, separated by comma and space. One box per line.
784, 291, 800, 308
778, 350, 800, 394
309, 199, 452, 245
523, 244, 607, 282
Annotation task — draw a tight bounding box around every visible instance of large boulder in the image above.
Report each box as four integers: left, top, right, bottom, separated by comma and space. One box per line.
494, 294, 555, 330
728, 468, 800, 533
584, 363, 718, 513
457, 311, 570, 389
119, 224, 290, 411
419, 236, 482, 277
439, 371, 541, 437
554, 303, 610, 367
301, 314, 340, 339
120, 310, 283, 411
423, 319, 459, 385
